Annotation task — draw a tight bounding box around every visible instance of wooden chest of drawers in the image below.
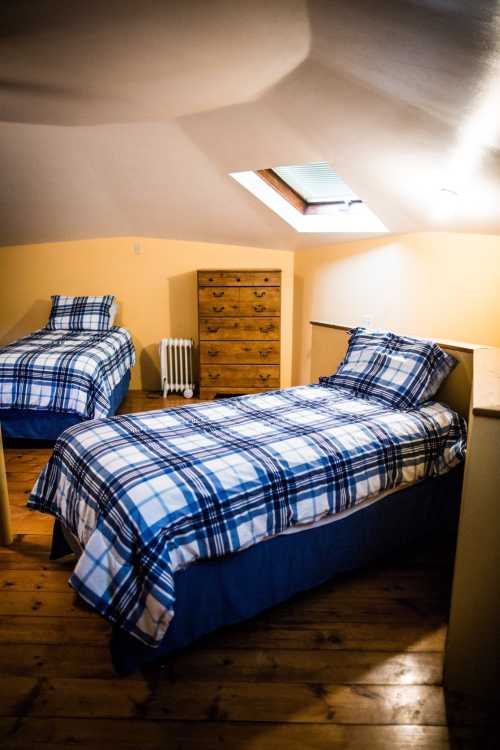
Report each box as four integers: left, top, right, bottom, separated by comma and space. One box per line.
198, 270, 281, 399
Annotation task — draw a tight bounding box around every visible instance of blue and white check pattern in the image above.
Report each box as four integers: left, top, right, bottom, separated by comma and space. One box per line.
47, 295, 115, 331
321, 328, 456, 409
28, 385, 466, 646
0, 327, 135, 418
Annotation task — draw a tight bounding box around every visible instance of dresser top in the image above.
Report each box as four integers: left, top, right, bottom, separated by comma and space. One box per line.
198, 268, 281, 273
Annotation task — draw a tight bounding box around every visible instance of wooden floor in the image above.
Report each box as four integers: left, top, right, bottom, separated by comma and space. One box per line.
0, 391, 495, 749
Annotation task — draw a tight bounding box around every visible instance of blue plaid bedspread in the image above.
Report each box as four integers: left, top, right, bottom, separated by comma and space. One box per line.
28, 385, 466, 646
0, 327, 135, 419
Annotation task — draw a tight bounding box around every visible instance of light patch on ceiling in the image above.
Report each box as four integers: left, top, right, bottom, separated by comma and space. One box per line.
431, 187, 460, 221
432, 12, 500, 222
230, 167, 388, 234
448, 61, 500, 187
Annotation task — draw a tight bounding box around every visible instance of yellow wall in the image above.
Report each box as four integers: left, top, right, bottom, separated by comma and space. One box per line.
3, 231, 500, 393
293, 232, 500, 384
0, 237, 294, 390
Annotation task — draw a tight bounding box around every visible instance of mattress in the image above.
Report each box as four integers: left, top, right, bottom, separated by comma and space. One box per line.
53, 477, 422, 557
280, 479, 422, 536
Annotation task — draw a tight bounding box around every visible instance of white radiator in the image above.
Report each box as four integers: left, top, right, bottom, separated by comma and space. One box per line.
160, 338, 194, 398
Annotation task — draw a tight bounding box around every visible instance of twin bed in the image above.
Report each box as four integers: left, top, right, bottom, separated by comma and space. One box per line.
0, 295, 135, 440
22, 323, 467, 674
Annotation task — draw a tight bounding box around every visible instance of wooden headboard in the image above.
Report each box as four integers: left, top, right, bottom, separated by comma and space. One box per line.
309, 321, 500, 698
310, 320, 479, 420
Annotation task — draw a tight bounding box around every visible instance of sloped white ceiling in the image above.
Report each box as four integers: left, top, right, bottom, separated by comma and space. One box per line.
1, 0, 500, 249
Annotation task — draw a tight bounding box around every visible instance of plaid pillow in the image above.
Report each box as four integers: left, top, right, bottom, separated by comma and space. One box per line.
47, 295, 116, 332
320, 327, 456, 409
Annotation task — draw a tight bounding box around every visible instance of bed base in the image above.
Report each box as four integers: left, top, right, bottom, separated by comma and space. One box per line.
51, 467, 462, 675
0, 370, 131, 441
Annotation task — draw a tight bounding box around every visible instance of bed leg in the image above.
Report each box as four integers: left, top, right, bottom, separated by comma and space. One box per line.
0, 426, 13, 546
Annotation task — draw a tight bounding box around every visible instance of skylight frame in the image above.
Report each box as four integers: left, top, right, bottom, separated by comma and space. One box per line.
230, 169, 388, 234
256, 167, 365, 218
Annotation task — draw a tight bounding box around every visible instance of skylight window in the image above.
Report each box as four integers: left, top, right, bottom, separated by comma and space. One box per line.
230, 161, 388, 234
273, 162, 359, 204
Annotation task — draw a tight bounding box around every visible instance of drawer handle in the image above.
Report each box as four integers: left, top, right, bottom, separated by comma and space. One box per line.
207, 349, 218, 357
209, 372, 220, 380
208, 277, 214, 282
254, 304, 265, 313
259, 373, 271, 381
212, 291, 224, 298
212, 305, 225, 313
254, 291, 266, 298
260, 324, 274, 333
264, 277, 269, 282
259, 349, 272, 358
207, 325, 219, 333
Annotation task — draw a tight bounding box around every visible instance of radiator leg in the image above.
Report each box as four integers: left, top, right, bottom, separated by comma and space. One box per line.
168, 340, 173, 397
183, 340, 192, 398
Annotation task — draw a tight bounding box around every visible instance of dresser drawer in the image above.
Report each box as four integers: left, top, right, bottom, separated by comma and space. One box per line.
200, 386, 274, 399
239, 287, 280, 315
201, 365, 280, 388
198, 287, 239, 315
198, 271, 281, 287
200, 341, 280, 364
199, 317, 280, 340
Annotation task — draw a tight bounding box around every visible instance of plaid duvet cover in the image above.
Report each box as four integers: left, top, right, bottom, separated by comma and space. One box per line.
28, 385, 466, 646
0, 327, 135, 419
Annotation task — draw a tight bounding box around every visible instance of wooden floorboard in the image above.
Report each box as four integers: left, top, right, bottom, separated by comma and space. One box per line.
0, 719, 488, 750
0, 390, 495, 749
0, 644, 444, 684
